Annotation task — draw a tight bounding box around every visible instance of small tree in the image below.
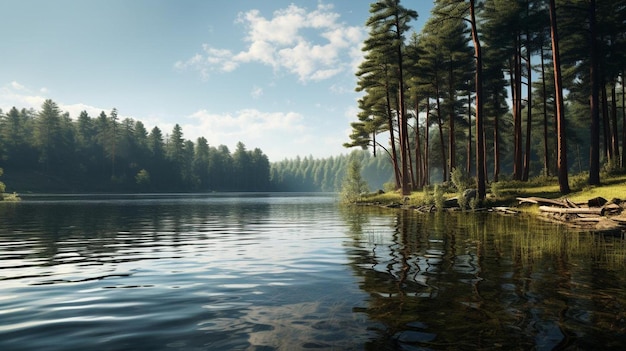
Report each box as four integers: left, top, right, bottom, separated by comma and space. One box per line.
135, 169, 151, 191
0, 168, 20, 201
340, 157, 369, 203
0, 168, 5, 200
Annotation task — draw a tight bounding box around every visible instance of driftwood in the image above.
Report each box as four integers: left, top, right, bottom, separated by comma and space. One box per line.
524, 196, 626, 234
492, 207, 519, 215
538, 205, 604, 215
517, 197, 577, 207
517, 196, 584, 208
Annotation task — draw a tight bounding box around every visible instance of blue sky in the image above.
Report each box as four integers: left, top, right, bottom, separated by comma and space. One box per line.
0, 0, 432, 161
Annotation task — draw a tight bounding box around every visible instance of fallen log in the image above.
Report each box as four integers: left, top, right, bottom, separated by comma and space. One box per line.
517, 197, 572, 207
492, 207, 519, 215
538, 205, 604, 215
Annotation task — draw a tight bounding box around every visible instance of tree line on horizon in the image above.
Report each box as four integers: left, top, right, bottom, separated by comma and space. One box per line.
0, 100, 392, 193
346, 0, 626, 199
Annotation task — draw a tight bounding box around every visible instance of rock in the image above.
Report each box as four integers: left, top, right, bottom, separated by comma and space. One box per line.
588, 197, 608, 208
463, 188, 477, 201
444, 198, 459, 208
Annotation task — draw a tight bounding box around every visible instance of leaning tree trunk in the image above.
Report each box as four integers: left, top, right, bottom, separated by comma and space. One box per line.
385, 89, 401, 189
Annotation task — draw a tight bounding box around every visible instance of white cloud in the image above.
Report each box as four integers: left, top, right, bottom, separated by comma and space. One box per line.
185, 108, 304, 139
10, 81, 26, 91
178, 108, 306, 154
0, 83, 45, 111
251, 86, 263, 99
0, 82, 112, 119
175, 3, 366, 83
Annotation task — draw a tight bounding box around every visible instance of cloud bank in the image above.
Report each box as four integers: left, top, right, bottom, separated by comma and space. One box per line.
175, 3, 365, 82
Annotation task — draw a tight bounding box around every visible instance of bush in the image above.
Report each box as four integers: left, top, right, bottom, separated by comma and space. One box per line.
421, 186, 434, 206
450, 168, 472, 192
383, 181, 397, 193
490, 181, 502, 198
601, 158, 622, 178
433, 184, 445, 211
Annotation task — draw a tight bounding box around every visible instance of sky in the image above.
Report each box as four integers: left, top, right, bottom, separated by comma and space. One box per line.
0, 0, 433, 162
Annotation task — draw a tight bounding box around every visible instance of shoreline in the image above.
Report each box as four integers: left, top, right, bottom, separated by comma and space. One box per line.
356, 183, 626, 236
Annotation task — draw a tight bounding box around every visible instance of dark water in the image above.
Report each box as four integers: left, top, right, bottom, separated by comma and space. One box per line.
0, 194, 625, 350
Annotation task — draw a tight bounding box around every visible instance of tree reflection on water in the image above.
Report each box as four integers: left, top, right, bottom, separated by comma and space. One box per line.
340, 205, 626, 350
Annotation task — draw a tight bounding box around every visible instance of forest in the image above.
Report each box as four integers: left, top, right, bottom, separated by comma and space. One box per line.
346, 0, 626, 199
0, 100, 392, 193
2, 0, 625, 196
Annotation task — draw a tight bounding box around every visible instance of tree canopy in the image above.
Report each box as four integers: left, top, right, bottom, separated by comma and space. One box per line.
346, 0, 626, 199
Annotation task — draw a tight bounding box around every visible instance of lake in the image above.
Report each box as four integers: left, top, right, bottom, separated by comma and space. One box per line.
0, 193, 625, 350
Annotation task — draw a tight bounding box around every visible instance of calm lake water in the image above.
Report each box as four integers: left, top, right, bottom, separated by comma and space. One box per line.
1, 193, 625, 350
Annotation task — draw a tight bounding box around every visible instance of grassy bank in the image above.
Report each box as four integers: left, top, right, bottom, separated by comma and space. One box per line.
358, 173, 626, 208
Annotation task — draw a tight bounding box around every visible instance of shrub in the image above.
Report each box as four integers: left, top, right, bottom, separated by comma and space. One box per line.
433, 184, 445, 211
450, 167, 471, 192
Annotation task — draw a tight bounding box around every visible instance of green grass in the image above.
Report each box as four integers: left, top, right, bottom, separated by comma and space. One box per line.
566, 174, 626, 203
359, 173, 626, 208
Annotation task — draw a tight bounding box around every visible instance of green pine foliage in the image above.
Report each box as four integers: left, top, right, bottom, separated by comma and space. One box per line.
0, 100, 274, 192
339, 157, 369, 203
345, 0, 626, 195
269, 150, 393, 192
0, 102, 394, 193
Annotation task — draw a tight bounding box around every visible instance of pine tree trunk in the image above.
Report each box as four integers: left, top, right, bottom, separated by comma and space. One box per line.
602, 81, 611, 160
470, 0, 486, 200
493, 90, 501, 182
513, 34, 524, 180
549, 0, 570, 194
588, 0, 600, 185
425, 98, 431, 186
541, 44, 550, 177
395, 17, 410, 196
435, 86, 447, 182
414, 97, 423, 188
467, 89, 472, 176
522, 32, 532, 181
622, 73, 626, 168
611, 84, 620, 161
449, 62, 456, 173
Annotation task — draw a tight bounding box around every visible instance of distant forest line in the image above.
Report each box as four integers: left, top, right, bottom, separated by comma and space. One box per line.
0, 100, 392, 193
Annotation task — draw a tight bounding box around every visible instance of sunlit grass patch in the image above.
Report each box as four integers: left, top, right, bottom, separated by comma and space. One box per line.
0, 192, 20, 202
567, 174, 626, 203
